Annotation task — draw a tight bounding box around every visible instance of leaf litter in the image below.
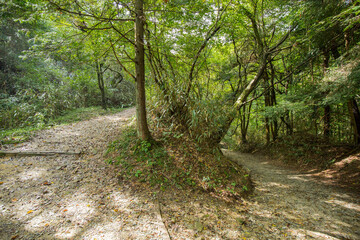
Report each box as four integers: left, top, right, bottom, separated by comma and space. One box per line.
0, 107, 359, 239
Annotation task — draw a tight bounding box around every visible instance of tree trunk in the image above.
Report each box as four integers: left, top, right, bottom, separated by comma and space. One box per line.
240, 102, 252, 144
135, 0, 152, 141
323, 50, 331, 140
324, 105, 331, 140
343, 33, 360, 144
348, 99, 360, 144
263, 74, 271, 144
96, 61, 107, 110
270, 63, 278, 141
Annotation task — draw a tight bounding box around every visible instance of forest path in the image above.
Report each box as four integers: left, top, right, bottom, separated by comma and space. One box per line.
0, 108, 171, 240
1, 108, 360, 239
224, 150, 360, 239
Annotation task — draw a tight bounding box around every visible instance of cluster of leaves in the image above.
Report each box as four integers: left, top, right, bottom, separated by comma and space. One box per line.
106, 125, 253, 201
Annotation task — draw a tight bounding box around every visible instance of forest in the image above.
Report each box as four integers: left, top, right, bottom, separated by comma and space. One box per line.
0, 0, 360, 239
1, 0, 359, 147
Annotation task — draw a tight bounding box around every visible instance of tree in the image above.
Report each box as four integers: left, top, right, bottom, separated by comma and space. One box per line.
134, 0, 152, 140
45, 0, 152, 140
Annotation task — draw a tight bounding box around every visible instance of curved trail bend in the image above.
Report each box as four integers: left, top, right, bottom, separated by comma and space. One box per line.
0, 108, 359, 239
224, 150, 360, 239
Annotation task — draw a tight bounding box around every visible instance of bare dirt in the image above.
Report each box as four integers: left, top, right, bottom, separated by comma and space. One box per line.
0, 108, 359, 239
224, 150, 360, 239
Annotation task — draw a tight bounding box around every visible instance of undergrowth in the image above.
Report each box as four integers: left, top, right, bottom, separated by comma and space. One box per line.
260, 133, 355, 169
106, 125, 253, 201
0, 106, 125, 145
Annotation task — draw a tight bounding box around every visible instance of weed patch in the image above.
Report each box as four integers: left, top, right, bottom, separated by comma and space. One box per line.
107, 125, 253, 201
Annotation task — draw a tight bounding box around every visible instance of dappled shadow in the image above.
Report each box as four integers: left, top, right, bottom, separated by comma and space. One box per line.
223, 150, 360, 239
0, 153, 170, 239
0, 108, 171, 239
1, 108, 359, 239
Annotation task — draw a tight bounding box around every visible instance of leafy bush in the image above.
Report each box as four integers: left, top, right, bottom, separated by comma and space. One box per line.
0, 85, 81, 129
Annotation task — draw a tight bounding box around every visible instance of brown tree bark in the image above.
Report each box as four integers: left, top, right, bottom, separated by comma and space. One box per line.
135, 0, 152, 141
263, 73, 271, 145
323, 50, 331, 140
348, 99, 360, 144
344, 30, 360, 144
96, 61, 107, 110
324, 105, 331, 139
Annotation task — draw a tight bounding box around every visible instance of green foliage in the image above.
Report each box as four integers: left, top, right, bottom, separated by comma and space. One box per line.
0, 106, 124, 144
106, 126, 171, 186
106, 125, 253, 199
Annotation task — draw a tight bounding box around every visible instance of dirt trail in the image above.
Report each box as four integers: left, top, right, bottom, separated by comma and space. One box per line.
224, 150, 360, 239
1, 109, 359, 239
0, 108, 171, 240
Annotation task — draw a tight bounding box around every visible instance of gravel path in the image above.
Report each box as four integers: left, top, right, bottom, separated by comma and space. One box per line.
0, 108, 170, 240
224, 150, 360, 239
1, 108, 359, 239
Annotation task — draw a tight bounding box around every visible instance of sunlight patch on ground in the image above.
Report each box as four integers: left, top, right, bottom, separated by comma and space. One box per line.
264, 182, 290, 188
102, 115, 129, 122
55, 226, 80, 239
253, 209, 274, 218
22, 190, 97, 238
12, 199, 42, 219
325, 199, 360, 211
289, 228, 338, 239
25, 210, 57, 232
287, 175, 311, 182
19, 168, 47, 181
260, 161, 270, 165
81, 220, 126, 240
109, 191, 135, 209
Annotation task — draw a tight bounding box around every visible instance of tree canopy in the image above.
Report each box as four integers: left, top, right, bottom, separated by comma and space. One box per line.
1, 0, 360, 145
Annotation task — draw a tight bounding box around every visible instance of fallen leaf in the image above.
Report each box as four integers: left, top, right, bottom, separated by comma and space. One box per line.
0, 182, 3, 185
11, 235, 19, 240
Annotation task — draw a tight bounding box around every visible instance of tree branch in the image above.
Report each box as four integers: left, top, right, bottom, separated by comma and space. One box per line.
110, 39, 136, 80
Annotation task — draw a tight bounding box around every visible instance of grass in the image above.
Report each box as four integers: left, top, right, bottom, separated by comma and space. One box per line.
0, 106, 125, 145
106, 124, 253, 201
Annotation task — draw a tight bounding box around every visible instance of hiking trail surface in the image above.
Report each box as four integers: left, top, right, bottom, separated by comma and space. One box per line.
0, 108, 359, 239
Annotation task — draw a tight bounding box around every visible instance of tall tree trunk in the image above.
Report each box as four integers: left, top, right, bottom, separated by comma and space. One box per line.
348, 99, 360, 144
344, 31, 360, 144
324, 105, 331, 139
270, 63, 278, 141
240, 102, 252, 144
135, 0, 152, 141
323, 50, 331, 140
263, 74, 271, 144
96, 61, 107, 110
